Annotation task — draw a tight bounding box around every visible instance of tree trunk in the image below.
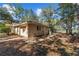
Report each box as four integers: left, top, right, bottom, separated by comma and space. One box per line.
66, 19, 72, 35
66, 19, 69, 34
49, 28, 52, 35
66, 21, 72, 35
48, 23, 52, 35
69, 19, 72, 34
66, 28, 68, 34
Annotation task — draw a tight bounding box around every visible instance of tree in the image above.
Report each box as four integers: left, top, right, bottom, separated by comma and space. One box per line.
21, 9, 28, 22
74, 4, 79, 33
0, 7, 14, 24
0, 7, 15, 34
42, 5, 54, 35
12, 4, 25, 23
59, 3, 76, 34
13, 4, 38, 23
27, 9, 38, 21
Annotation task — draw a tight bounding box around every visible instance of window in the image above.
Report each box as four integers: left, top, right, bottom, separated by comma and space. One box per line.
37, 26, 41, 31
23, 28, 25, 32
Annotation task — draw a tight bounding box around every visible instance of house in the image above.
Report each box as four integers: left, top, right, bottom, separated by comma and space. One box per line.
11, 21, 49, 39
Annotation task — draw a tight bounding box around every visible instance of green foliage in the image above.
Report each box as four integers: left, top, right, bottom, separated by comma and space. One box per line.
41, 5, 54, 34
14, 4, 24, 20
0, 7, 14, 24
0, 23, 10, 33
0, 23, 5, 27
59, 3, 77, 34
13, 4, 38, 23
0, 27, 10, 33
27, 9, 37, 21
42, 5, 53, 22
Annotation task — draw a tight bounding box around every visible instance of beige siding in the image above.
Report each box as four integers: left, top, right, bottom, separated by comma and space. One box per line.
12, 22, 49, 39
13, 25, 28, 38
43, 26, 48, 35
28, 23, 48, 38
17, 27, 20, 35
20, 27, 28, 38
28, 24, 37, 37
15, 27, 18, 34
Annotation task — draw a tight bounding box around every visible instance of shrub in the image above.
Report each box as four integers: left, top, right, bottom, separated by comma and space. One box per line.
1, 27, 10, 33
0, 23, 11, 34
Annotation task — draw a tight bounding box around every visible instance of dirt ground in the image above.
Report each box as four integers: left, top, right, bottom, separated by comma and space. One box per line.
0, 33, 79, 56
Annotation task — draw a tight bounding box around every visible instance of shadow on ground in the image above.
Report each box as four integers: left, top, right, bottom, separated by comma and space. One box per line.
0, 45, 48, 56
0, 47, 28, 56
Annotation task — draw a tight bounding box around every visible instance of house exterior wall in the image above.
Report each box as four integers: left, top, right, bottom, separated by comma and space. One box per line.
14, 27, 18, 34
28, 24, 37, 38
11, 22, 49, 39
44, 26, 49, 35
12, 25, 28, 38
20, 26, 28, 37
28, 23, 49, 38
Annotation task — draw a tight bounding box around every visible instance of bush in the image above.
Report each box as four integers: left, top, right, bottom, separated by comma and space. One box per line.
0, 26, 11, 34
0, 23, 11, 35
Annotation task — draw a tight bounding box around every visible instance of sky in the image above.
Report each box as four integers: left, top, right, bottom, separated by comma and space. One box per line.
20, 3, 60, 19
0, 3, 59, 10
0, 3, 61, 19
20, 3, 59, 10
